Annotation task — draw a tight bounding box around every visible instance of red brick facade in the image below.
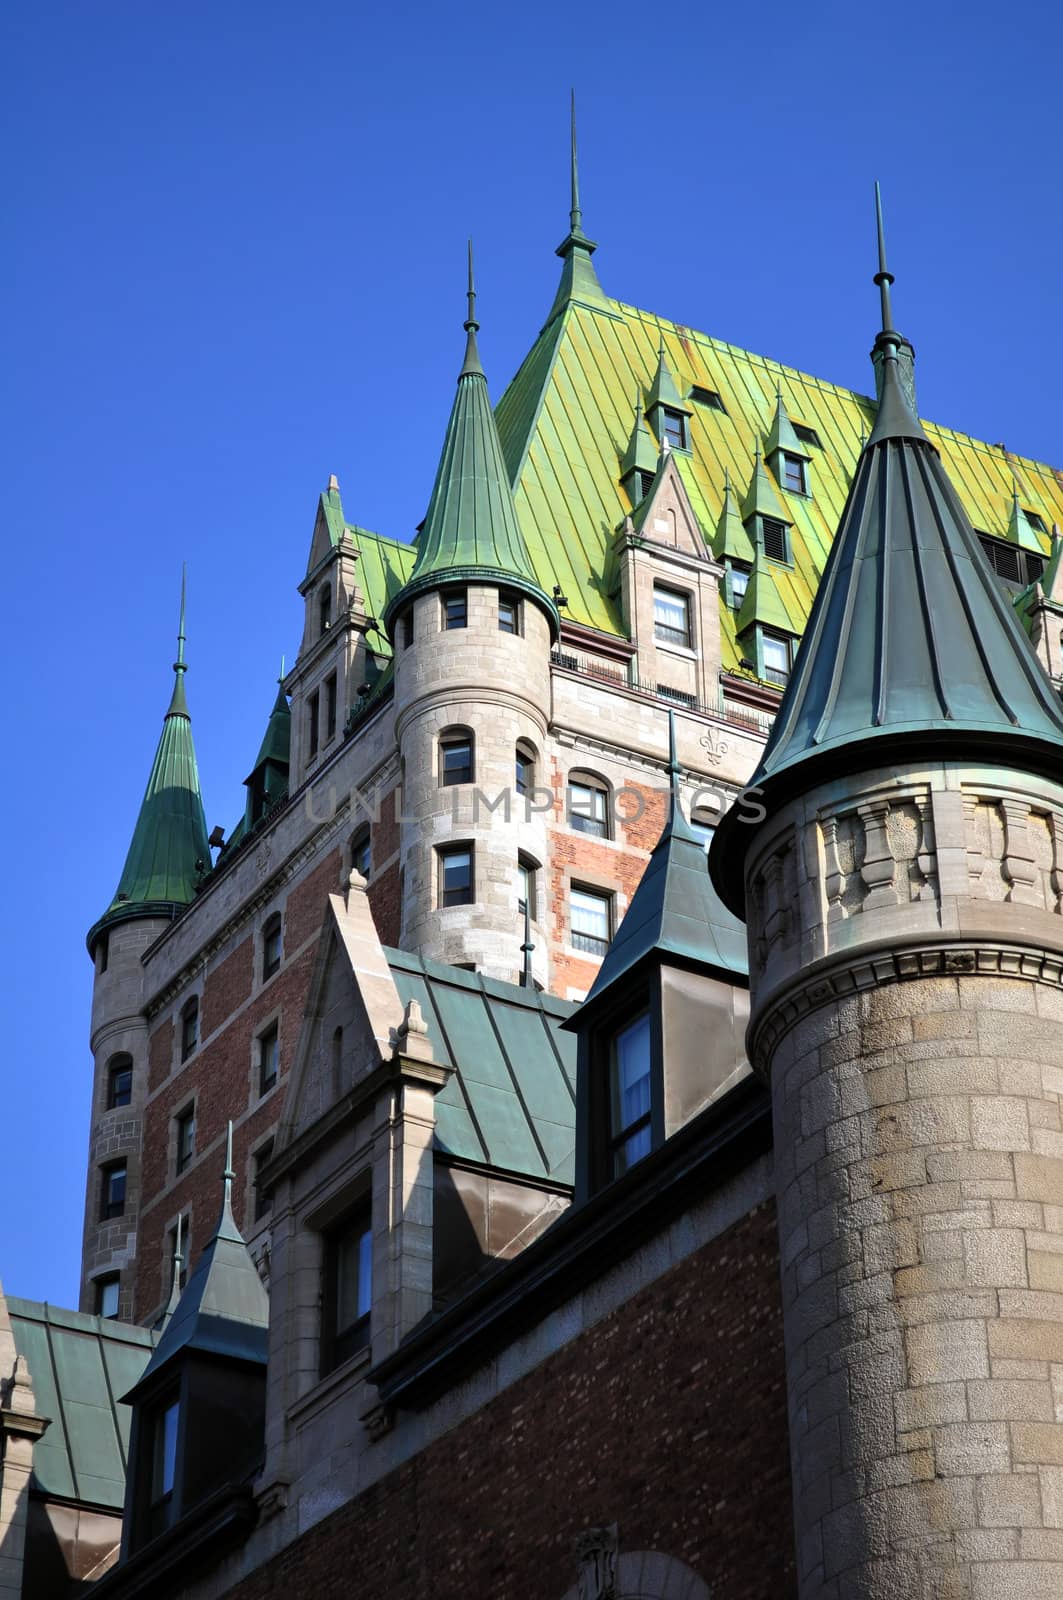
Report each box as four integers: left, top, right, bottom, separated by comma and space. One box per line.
221, 1202, 794, 1600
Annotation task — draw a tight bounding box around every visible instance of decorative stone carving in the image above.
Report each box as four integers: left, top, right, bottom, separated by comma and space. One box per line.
699, 726, 729, 766
1000, 798, 1041, 904
361, 1401, 395, 1442
856, 798, 896, 907
574, 1524, 618, 1600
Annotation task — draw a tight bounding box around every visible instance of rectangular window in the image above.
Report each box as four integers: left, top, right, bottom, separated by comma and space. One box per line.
515, 748, 532, 796
662, 408, 687, 450
729, 565, 750, 607
440, 735, 473, 786
96, 1276, 120, 1318
175, 1106, 195, 1174
782, 453, 807, 494
108, 1060, 132, 1109
401, 608, 414, 649
149, 1398, 180, 1539
307, 690, 320, 760
571, 886, 611, 956
518, 858, 537, 921
324, 1207, 373, 1372
262, 917, 282, 979
762, 518, 790, 562
258, 1024, 279, 1096
180, 999, 198, 1062
609, 1012, 653, 1177
498, 591, 521, 634
439, 845, 474, 907
253, 1139, 275, 1221
325, 673, 337, 741
443, 590, 467, 630
100, 1161, 126, 1221
568, 781, 608, 838
351, 829, 371, 879
689, 385, 726, 413
653, 585, 691, 648
762, 633, 792, 687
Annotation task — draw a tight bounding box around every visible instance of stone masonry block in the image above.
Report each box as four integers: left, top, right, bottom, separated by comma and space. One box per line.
907, 1320, 989, 1385
971, 1098, 1031, 1153
963, 1229, 1028, 1289
975, 1472, 1043, 1527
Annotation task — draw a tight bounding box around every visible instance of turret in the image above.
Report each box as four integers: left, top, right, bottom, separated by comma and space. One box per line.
382, 248, 558, 983
711, 188, 1063, 1599
81, 578, 210, 1320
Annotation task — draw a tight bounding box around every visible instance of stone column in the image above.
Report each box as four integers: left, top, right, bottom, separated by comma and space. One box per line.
744, 763, 1063, 1600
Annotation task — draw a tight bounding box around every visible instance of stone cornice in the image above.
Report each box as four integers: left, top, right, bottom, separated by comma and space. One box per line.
394, 684, 550, 744
750, 932, 1063, 1069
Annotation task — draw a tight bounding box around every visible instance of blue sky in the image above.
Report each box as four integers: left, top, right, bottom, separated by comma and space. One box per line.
4, 0, 1062, 1306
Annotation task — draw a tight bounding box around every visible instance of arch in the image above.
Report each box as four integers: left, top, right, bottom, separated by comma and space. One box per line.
439, 725, 475, 787
567, 768, 612, 839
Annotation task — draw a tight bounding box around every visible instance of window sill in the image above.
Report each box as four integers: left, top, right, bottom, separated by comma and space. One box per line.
288, 1346, 372, 1425
653, 640, 698, 662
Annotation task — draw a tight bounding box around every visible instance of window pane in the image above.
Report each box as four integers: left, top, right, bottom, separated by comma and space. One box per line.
254, 1140, 274, 1220
260, 1028, 279, 1093
97, 1277, 120, 1318
515, 751, 531, 795
152, 1401, 179, 1501
653, 588, 690, 647
441, 848, 473, 906
571, 888, 609, 953
663, 409, 686, 448
108, 1064, 132, 1108
610, 1013, 652, 1175
441, 739, 472, 785
569, 782, 607, 837
783, 454, 806, 493
336, 1220, 372, 1332
498, 595, 518, 634
177, 1110, 195, 1171
444, 592, 467, 629
763, 636, 790, 686
102, 1163, 126, 1219
352, 832, 371, 877
730, 568, 749, 605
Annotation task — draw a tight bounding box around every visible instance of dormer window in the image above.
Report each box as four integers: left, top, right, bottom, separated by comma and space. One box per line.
782, 454, 807, 495
661, 408, 688, 451
762, 518, 790, 563
636, 468, 655, 501
608, 1012, 652, 1177
443, 590, 467, 630
689, 386, 727, 414
1026, 510, 1047, 534
728, 564, 750, 608
318, 586, 331, 637
762, 631, 793, 687
148, 1397, 180, 1539
792, 422, 822, 449
653, 585, 692, 649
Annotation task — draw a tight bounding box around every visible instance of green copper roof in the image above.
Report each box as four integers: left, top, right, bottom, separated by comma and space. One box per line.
765, 387, 809, 460
645, 337, 689, 418
386, 949, 577, 1184
383, 252, 559, 639
249, 679, 290, 774
574, 716, 747, 1020
740, 443, 789, 525
129, 1127, 269, 1398
711, 469, 756, 565
89, 587, 210, 951
712, 200, 1063, 913
7, 1296, 156, 1510
545, 93, 606, 323
735, 552, 794, 637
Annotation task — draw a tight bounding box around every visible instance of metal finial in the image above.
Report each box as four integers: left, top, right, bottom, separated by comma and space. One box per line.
465, 239, 478, 333
873, 181, 896, 336
279, 654, 286, 682
520, 893, 534, 988
569, 89, 582, 234
222, 1119, 235, 1209
175, 563, 187, 673
724, 467, 731, 496
667, 710, 682, 826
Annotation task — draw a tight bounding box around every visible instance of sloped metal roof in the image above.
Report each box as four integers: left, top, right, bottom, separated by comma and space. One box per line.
386, 950, 578, 1186
7, 1298, 156, 1510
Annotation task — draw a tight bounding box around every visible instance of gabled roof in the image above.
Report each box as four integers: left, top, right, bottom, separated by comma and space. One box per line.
735, 553, 794, 637
386, 949, 578, 1185
765, 388, 809, 460
129, 1131, 269, 1395
740, 444, 789, 525
383, 254, 559, 639
711, 470, 755, 565
572, 717, 747, 1021
7, 1298, 156, 1509
88, 589, 210, 952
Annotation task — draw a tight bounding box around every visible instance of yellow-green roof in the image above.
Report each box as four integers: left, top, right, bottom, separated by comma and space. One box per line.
494, 294, 1063, 667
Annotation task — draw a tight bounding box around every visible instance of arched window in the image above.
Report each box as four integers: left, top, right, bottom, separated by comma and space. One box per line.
318, 585, 332, 636
439, 727, 474, 787
262, 913, 282, 979
180, 998, 199, 1062
567, 770, 611, 839
107, 1054, 133, 1110
515, 740, 536, 798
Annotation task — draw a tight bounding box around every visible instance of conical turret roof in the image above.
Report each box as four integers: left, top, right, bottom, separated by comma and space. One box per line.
711, 470, 756, 565
129, 1125, 269, 1398
645, 336, 689, 418
712, 188, 1063, 915
740, 443, 789, 525
384, 248, 559, 639
620, 392, 659, 484
569, 715, 747, 1023
765, 387, 809, 460
88, 578, 210, 953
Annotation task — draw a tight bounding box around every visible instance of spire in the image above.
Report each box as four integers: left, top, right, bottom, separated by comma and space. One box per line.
569, 711, 746, 1021
620, 390, 659, 495
765, 385, 808, 462
711, 184, 1063, 915
132, 1122, 269, 1389
645, 334, 688, 419
546, 92, 605, 320
868, 182, 919, 423
88, 573, 211, 953
243, 670, 291, 827
873, 180, 895, 337
711, 469, 756, 565
734, 550, 794, 640
157, 1214, 184, 1331
1007, 479, 1044, 553
383, 256, 559, 639
740, 442, 789, 526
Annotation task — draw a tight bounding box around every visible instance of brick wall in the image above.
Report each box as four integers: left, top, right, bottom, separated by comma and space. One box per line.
221, 1201, 794, 1600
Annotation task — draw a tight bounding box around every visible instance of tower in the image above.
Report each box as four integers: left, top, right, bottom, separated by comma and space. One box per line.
82, 582, 210, 1319
712, 194, 1063, 1597
382, 248, 559, 984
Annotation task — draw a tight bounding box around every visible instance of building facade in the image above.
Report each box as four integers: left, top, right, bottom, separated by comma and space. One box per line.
8, 146, 1062, 1600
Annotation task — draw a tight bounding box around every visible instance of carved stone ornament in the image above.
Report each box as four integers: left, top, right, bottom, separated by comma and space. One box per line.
574, 1523, 618, 1600
699, 726, 729, 766
361, 1401, 395, 1442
